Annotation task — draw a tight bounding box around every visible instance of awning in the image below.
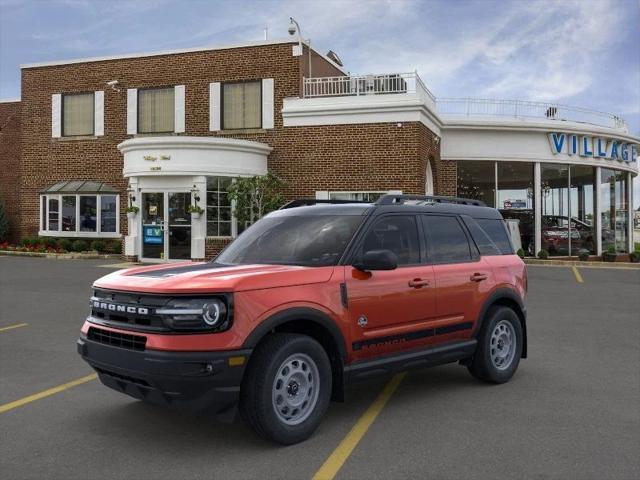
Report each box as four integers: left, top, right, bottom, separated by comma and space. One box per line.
41, 180, 119, 194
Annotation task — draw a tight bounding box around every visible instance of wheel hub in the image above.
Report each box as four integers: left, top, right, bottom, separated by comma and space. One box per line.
272, 353, 321, 426
490, 320, 516, 371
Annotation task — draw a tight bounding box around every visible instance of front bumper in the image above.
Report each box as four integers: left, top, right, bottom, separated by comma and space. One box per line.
77, 335, 251, 421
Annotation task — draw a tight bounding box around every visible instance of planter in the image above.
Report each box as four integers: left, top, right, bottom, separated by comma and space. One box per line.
190, 212, 202, 220
602, 253, 617, 262
126, 212, 138, 222
630, 252, 640, 263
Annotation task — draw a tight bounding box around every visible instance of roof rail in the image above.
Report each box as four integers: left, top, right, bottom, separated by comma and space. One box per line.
376, 194, 486, 207
279, 199, 370, 209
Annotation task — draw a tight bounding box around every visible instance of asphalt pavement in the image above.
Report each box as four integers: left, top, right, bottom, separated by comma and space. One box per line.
0, 256, 638, 480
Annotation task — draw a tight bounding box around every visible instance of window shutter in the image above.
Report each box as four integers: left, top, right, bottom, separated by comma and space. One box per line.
209, 82, 221, 131
94, 91, 104, 136
51, 94, 61, 138
174, 85, 185, 133
262, 78, 274, 129
127, 88, 137, 134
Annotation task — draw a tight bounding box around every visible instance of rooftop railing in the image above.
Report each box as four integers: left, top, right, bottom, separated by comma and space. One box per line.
301, 73, 627, 131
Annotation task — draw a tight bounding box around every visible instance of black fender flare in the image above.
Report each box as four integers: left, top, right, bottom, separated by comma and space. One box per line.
475, 288, 528, 358
242, 307, 348, 363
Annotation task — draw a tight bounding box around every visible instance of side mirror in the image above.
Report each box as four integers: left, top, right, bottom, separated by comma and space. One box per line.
353, 249, 398, 272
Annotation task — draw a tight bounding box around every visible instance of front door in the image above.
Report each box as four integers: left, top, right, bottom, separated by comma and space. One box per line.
141, 192, 192, 262
346, 215, 436, 360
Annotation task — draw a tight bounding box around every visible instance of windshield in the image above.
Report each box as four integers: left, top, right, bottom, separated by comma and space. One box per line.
215, 215, 364, 267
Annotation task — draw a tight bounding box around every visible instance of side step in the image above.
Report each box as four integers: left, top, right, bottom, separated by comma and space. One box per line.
344, 339, 477, 383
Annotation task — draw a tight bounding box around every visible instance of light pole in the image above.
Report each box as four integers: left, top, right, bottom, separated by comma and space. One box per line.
288, 17, 312, 80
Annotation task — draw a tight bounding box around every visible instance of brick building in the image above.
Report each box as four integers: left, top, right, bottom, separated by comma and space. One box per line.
0, 38, 638, 261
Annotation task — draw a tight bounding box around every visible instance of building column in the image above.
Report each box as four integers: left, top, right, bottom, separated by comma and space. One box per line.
191, 176, 207, 261
124, 177, 140, 260
628, 172, 634, 253
534, 162, 541, 256
595, 167, 602, 256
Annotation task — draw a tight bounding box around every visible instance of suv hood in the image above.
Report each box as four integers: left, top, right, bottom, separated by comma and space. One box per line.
93, 262, 335, 294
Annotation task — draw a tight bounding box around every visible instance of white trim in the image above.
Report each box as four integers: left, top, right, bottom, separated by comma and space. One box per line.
94, 91, 104, 136
595, 167, 602, 256
127, 88, 137, 135
262, 78, 275, 129
425, 160, 434, 195
20, 39, 300, 68
315, 191, 329, 200
209, 82, 221, 131
174, 85, 185, 133
39, 193, 120, 237
628, 173, 634, 253
0, 97, 20, 103
534, 162, 541, 255
51, 94, 61, 138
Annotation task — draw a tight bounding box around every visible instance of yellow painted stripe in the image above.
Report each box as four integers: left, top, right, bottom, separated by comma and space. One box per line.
0, 373, 97, 414
0, 323, 28, 332
312, 372, 406, 480
571, 266, 584, 283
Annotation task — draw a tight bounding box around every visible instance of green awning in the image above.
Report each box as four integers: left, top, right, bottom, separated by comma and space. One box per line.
41, 180, 119, 194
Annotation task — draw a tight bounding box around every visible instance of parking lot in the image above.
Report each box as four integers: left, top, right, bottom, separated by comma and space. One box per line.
1, 256, 639, 480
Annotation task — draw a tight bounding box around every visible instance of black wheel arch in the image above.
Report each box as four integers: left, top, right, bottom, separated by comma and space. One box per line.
475, 288, 528, 358
242, 307, 348, 401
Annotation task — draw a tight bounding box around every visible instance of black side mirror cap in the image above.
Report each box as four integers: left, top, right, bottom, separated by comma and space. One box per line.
353, 249, 398, 272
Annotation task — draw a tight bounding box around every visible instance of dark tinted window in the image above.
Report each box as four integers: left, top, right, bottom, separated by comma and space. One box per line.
360, 216, 420, 265
477, 219, 513, 254
462, 217, 501, 256
423, 215, 472, 263
215, 215, 362, 267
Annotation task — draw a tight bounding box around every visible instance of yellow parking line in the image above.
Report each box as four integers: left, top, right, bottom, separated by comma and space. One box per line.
0, 323, 28, 332
571, 266, 584, 283
0, 373, 97, 414
312, 372, 406, 480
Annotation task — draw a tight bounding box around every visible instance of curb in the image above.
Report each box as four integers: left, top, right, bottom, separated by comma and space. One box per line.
524, 259, 640, 269
0, 250, 121, 260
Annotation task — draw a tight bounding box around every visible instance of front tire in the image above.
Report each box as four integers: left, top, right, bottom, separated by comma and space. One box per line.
468, 306, 523, 384
240, 333, 332, 445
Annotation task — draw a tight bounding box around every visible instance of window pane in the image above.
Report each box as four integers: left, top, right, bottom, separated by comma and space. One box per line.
62, 196, 76, 232
217, 216, 363, 267
138, 88, 175, 133
463, 217, 501, 256
79, 196, 97, 232
541, 164, 570, 256
223, 82, 261, 129
360, 216, 420, 265
423, 215, 472, 263
206, 176, 233, 237
602, 169, 628, 253
569, 166, 596, 254
457, 161, 496, 207
101, 195, 117, 233
41, 196, 46, 230
48, 197, 59, 231
63, 93, 94, 136
476, 219, 513, 254
497, 162, 534, 255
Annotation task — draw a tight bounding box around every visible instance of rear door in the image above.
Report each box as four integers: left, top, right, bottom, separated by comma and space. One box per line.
346, 214, 436, 360
422, 214, 492, 342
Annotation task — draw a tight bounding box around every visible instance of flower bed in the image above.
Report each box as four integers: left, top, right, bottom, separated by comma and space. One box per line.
0, 237, 122, 255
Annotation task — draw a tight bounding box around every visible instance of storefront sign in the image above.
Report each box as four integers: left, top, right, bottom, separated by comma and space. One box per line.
548, 133, 638, 163
143, 225, 163, 245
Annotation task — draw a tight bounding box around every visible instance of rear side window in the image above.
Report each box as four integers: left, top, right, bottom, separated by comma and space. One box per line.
462, 217, 501, 256
359, 215, 420, 265
422, 215, 472, 264
476, 219, 514, 254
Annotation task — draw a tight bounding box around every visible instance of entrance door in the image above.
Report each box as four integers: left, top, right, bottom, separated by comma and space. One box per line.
141, 192, 192, 261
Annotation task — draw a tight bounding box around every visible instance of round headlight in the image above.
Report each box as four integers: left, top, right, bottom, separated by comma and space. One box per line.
203, 301, 226, 326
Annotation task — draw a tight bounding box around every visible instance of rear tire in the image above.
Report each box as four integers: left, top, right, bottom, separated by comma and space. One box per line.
240, 333, 332, 445
468, 306, 522, 384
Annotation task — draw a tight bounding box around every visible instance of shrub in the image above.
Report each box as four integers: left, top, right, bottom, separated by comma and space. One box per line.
58, 238, 73, 252
0, 195, 9, 242
516, 248, 525, 259
40, 237, 58, 249
90, 240, 106, 252
537, 249, 549, 260
109, 239, 122, 254
577, 249, 590, 261
606, 245, 616, 254
630, 250, 640, 263
72, 239, 88, 252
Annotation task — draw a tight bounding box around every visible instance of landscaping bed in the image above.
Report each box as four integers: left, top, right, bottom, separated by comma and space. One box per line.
0, 237, 122, 258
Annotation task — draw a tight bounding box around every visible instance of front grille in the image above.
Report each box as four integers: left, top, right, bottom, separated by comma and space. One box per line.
90, 289, 170, 332
88, 326, 147, 351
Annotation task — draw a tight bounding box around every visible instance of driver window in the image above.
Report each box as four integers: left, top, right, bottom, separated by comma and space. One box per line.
360, 216, 420, 265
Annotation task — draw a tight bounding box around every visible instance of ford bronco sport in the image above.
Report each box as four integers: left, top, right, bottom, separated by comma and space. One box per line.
78, 194, 527, 444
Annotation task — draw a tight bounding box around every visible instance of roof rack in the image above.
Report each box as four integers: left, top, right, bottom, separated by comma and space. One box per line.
375, 194, 486, 207
280, 199, 370, 209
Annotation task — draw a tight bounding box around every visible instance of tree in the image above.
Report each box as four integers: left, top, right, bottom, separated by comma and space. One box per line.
0, 195, 9, 242
227, 173, 286, 226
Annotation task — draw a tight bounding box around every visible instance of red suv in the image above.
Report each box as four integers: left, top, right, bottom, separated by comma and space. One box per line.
78, 195, 527, 444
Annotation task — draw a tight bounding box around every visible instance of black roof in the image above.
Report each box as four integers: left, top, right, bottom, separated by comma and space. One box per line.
273, 195, 503, 220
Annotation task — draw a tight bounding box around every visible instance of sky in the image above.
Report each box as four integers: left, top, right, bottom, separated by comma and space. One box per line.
0, 0, 639, 204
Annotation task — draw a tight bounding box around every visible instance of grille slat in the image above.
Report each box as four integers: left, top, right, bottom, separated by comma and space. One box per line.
88, 326, 147, 351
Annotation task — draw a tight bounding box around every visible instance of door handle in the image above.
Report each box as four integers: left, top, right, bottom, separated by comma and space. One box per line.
408, 278, 430, 288
470, 272, 488, 282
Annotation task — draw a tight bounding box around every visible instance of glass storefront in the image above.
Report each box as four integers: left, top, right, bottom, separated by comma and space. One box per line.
601, 169, 628, 253
457, 160, 629, 256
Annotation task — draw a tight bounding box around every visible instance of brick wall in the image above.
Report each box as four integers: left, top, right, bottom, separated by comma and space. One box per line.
0, 101, 21, 242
